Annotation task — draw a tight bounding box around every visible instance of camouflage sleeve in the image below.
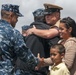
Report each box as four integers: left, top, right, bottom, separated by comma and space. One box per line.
14, 30, 39, 70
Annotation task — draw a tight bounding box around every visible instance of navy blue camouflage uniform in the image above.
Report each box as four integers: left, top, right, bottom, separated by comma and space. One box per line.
0, 4, 39, 75
0, 19, 39, 75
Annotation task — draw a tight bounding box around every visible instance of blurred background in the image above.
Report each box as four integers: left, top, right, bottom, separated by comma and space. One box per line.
0, 0, 75, 32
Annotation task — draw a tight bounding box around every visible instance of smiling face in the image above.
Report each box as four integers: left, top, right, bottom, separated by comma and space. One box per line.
45, 12, 59, 25
45, 13, 56, 25
59, 22, 72, 40
50, 48, 63, 65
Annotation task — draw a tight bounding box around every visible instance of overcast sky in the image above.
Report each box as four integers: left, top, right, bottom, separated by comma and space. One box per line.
0, 0, 76, 32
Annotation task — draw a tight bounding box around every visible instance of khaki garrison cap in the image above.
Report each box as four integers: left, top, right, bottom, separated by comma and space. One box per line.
44, 3, 63, 10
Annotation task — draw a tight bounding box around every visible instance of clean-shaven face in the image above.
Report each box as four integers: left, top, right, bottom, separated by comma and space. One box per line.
50, 48, 63, 65
45, 12, 57, 25
59, 23, 71, 39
